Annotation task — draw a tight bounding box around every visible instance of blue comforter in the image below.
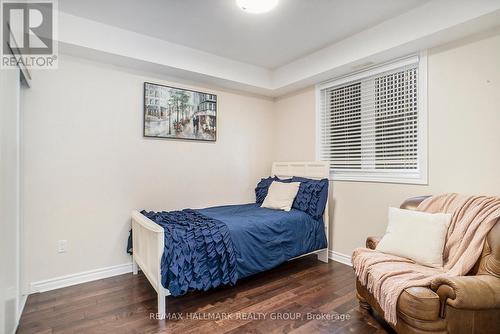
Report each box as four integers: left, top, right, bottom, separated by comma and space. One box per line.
130, 203, 327, 296
198, 203, 327, 278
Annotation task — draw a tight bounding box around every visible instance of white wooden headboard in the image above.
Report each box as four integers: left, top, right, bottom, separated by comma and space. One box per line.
272, 161, 329, 180
271, 161, 330, 255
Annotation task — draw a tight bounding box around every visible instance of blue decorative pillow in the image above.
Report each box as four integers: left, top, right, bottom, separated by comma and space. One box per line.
255, 176, 292, 204
255, 177, 275, 204
255, 176, 329, 220
291, 177, 329, 220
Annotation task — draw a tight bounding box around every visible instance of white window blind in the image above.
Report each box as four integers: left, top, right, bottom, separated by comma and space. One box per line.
318, 55, 427, 184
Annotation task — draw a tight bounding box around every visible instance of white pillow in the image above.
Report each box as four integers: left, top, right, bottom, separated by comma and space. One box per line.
376, 207, 452, 268
261, 181, 300, 212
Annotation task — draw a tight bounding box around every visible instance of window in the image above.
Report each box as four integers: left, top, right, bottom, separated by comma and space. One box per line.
317, 54, 427, 184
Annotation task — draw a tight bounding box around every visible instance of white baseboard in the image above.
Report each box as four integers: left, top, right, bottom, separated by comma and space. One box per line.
328, 250, 352, 266
18, 294, 27, 319
13, 294, 28, 334
30, 263, 133, 293
28, 252, 350, 295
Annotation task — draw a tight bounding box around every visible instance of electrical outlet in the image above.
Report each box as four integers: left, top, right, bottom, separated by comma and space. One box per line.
57, 240, 67, 253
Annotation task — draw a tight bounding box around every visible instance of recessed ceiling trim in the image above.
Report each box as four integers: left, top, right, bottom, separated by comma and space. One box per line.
272, 0, 500, 88
58, 13, 272, 89
55, 1, 500, 98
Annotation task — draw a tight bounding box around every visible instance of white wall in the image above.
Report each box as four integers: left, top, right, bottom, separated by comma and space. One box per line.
0, 67, 21, 334
20, 31, 500, 290
21, 55, 275, 286
273, 32, 500, 255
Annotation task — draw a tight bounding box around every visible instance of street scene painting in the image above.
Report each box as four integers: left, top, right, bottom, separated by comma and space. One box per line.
144, 82, 217, 141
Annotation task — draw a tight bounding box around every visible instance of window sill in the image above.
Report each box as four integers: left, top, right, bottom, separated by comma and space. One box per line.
329, 173, 428, 185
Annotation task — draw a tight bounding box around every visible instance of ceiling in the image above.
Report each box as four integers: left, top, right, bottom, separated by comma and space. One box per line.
59, 0, 427, 69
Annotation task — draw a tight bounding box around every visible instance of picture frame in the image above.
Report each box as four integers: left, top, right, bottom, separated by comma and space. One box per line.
143, 82, 217, 141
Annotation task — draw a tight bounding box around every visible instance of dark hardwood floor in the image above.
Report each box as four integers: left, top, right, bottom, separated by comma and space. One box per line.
18, 256, 394, 334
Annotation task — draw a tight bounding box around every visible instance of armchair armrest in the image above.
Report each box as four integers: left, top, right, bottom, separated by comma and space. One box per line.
430, 275, 500, 316
366, 236, 382, 250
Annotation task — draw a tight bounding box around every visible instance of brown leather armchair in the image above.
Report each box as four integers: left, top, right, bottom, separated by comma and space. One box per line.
356, 196, 500, 334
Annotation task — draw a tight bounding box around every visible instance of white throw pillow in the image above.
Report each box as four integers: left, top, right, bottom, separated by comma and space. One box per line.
261, 181, 300, 212
376, 207, 452, 268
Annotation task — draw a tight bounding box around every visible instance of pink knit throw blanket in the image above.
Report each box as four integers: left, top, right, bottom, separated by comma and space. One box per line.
352, 193, 500, 325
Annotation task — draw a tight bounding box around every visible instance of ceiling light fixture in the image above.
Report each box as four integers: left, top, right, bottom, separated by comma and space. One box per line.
236, 0, 279, 14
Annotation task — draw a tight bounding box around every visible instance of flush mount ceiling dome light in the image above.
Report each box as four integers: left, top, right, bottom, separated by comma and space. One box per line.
236, 0, 279, 14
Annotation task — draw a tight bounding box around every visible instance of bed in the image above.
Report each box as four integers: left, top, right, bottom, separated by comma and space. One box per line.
130, 161, 330, 319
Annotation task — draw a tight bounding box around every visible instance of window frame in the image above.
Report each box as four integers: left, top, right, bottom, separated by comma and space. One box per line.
315, 52, 428, 185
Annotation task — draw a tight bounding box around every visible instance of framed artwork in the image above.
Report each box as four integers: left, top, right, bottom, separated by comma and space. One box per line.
143, 82, 217, 141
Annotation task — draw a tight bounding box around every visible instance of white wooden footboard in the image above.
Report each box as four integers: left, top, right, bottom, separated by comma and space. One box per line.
131, 210, 169, 319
